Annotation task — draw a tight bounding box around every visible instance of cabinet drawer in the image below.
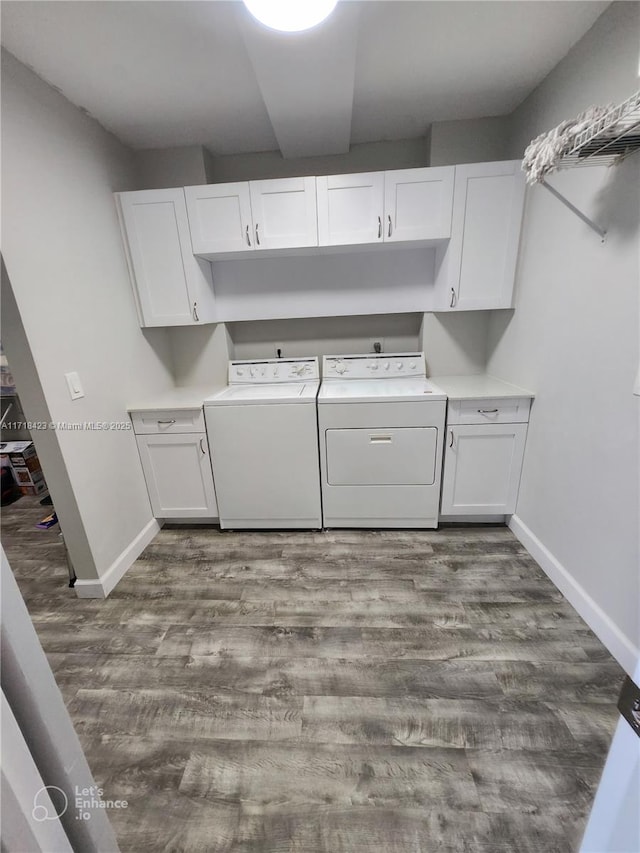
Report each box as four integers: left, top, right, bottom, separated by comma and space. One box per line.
447, 397, 530, 425
130, 408, 204, 434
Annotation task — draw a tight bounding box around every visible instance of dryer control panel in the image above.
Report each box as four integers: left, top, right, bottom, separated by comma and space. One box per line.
323, 353, 426, 380
229, 357, 319, 384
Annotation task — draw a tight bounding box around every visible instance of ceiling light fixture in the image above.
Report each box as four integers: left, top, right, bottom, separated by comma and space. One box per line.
243, 0, 338, 33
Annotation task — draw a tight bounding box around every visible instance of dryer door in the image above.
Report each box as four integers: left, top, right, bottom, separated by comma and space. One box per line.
326, 427, 437, 486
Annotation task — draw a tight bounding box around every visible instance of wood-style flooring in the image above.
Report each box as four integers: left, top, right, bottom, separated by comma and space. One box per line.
3, 496, 625, 853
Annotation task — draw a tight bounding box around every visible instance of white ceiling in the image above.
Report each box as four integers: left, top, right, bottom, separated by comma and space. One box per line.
1, 0, 610, 159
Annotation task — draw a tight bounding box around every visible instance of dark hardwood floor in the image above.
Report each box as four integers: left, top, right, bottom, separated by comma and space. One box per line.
2, 496, 624, 852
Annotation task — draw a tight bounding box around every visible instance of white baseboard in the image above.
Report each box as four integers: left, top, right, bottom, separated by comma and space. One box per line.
509, 514, 639, 676
74, 518, 161, 599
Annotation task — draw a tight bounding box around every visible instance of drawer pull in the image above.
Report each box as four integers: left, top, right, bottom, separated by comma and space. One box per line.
157, 419, 176, 425
478, 408, 499, 414
370, 434, 392, 443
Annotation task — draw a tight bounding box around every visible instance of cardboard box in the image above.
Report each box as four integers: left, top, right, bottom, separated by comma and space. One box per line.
12, 465, 44, 486
5, 440, 38, 464
15, 476, 48, 496
0, 441, 47, 496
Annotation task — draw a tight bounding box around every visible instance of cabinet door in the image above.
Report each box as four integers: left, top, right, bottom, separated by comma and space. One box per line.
384, 167, 454, 242
441, 423, 527, 515
316, 172, 384, 246
248, 177, 317, 250
117, 189, 215, 327
437, 161, 526, 311
184, 182, 254, 254
136, 433, 218, 518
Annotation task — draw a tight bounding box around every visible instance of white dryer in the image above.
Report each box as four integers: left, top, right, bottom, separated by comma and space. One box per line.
318, 353, 446, 528
204, 358, 322, 529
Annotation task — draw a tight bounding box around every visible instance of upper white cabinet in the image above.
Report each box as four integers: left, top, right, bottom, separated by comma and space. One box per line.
185, 182, 253, 254
116, 188, 216, 327
185, 177, 318, 256
249, 177, 318, 250
384, 167, 454, 242
117, 162, 524, 326
435, 160, 526, 311
316, 167, 454, 247
316, 172, 385, 246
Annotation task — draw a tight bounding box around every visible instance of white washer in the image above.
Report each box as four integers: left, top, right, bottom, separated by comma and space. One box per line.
204, 357, 322, 529
318, 353, 447, 528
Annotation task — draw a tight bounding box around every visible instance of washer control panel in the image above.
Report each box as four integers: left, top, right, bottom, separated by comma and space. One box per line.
229, 357, 319, 384
323, 353, 425, 380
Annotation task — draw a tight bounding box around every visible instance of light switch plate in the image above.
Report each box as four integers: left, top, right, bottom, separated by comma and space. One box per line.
65, 372, 84, 400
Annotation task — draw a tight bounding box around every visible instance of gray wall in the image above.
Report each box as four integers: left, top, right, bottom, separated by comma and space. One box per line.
207, 137, 430, 182
135, 145, 211, 189
228, 311, 490, 378
167, 324, 232, 387
487, 1, 640, 665
1, 49, 175, 585
1, 261, 96, 581
229, 314, 422, 360
429, 116, 512, 166
420, 312, 491, 377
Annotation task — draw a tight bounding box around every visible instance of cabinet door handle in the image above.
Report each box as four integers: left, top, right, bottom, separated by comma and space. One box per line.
245, 224, 251, 247
450, 288, 457, 308
449, 430, 454, 448
377, 216, 382, 239
478, 408, 499, 414
199, 438, 206, 455
157, 419, 176, 425
387, 215, 392, 238
193, 302, 199, 322
255, 224, 260, 246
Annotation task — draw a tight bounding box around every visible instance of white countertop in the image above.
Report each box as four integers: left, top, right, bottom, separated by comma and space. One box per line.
127, 375, 534, 411
127, 384, 225, 413
429, 374, 535, 400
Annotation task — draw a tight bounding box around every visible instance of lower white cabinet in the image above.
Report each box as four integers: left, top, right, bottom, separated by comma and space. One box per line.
441, 423, 528, 516
134, 423, 217, 519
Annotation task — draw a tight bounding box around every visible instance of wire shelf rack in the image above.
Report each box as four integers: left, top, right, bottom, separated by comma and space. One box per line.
559, 90, 640, 168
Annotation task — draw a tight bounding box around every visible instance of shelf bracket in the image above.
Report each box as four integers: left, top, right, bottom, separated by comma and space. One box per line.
540, 179, 606, 242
